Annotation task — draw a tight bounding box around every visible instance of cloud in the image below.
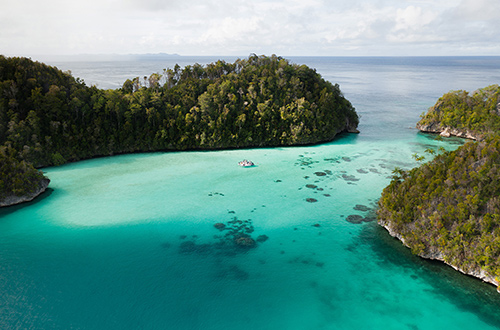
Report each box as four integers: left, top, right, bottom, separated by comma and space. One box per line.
454, 0, 500, 21
1, 0, 500, 56
387, 5, 443, 43
394, 6, 437, 31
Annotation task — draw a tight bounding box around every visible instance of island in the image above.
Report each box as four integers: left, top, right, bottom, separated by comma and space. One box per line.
378, 85, 500, 291
417, 85, 500, 141
0, 54, 359, 206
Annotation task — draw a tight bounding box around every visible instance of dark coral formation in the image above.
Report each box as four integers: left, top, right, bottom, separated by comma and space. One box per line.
178, 217, 268, 256
353, 204, 370, 212
342, 174, 360, 182
214, 223, 226, 230
256, 235, 269, 243
346, 214, 364, 224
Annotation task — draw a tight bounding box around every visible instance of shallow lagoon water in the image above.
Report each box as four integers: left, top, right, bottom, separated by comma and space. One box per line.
2, 57, 500, 329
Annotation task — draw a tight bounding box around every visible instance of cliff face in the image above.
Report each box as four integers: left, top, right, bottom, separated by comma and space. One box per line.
377, 137, 500, 293
0, 178, 50, 207
416, 122, 481, 141
379, 218, 499, 289
416, 85, 500, 141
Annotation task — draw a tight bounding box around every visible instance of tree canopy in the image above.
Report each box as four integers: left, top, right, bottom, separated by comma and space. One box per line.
0, 54, 358, 204
379, 85, 500, 287
417, 85, 500, 140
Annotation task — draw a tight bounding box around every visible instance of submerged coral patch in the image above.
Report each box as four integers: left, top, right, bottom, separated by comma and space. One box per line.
342, 174, 360, 182
353, 204, 370, 212
214, 223, 226, 230
346, 215, 364, 224
256, 235, 269, 243
346, 214, 374, 224
177, 216, 268, 257
306, 198, 318, 203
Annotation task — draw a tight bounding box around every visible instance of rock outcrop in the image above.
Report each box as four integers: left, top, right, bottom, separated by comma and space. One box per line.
0, 178, 50, 207
379, 219, 500, 289
416, 122, 482, 141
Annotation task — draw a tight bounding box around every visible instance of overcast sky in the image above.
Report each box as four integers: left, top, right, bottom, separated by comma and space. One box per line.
2, 0, 500, 57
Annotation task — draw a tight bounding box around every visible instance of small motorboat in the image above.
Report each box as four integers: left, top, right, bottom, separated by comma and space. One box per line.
238, 159, 255, 167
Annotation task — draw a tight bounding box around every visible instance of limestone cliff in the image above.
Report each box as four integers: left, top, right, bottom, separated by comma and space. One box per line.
416, 121, 481, 140
416, 85, 500, 141
379, 218, 499, 290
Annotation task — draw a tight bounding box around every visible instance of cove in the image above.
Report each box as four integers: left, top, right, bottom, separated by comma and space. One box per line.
2, 56, 500, 329
2, 133, 500, 329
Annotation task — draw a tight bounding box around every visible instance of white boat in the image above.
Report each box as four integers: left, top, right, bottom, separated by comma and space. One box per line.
238, 159, 254, 167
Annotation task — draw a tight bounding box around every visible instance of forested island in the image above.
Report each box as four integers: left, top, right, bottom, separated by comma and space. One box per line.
0, 54, 358, 206
417, 85, 500, 140
378, 84, 500, 290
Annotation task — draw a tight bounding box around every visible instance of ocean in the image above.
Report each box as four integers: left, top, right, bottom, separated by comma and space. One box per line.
1, 56, 500, 329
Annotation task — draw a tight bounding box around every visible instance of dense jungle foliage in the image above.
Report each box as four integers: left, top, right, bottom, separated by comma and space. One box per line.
417, 84, 500, 140
0, 145, 47, 199
0, 54, 358, 202
379, 85, 500, 284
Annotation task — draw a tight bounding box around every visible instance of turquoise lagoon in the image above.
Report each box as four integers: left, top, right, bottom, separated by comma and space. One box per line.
1, 57, 500, 329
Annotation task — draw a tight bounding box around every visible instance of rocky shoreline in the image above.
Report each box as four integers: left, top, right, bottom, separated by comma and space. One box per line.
0, 178, 50, 208
416, 122, 482, 140
379, 219, 500, 292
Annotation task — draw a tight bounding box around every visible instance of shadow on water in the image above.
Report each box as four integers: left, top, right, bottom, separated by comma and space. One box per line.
416, 131, 466, 146
359, 222, 500, 328
0, 188, 54, 218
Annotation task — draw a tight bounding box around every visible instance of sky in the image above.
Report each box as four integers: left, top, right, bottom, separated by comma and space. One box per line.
2, 0, 500, 57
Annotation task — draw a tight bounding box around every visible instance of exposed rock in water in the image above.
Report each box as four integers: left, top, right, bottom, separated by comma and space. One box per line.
416, 122, 481, 141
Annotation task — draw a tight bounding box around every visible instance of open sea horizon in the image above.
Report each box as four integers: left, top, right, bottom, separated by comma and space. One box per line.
1, 55, 500, 329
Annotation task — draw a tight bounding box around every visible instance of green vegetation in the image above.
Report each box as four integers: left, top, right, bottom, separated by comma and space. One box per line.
0, 145, 47, 201
379, 85, 500, 286
417, 85, 500, 140
0, 54, 358, 204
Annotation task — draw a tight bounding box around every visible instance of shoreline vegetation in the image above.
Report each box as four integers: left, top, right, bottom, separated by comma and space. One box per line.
378, 84, 500, 291
416, 85, 500, 141
0, 54, 359, 207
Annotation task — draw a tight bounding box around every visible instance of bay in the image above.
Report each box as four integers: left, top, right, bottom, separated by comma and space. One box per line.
1, 56, 500, 329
